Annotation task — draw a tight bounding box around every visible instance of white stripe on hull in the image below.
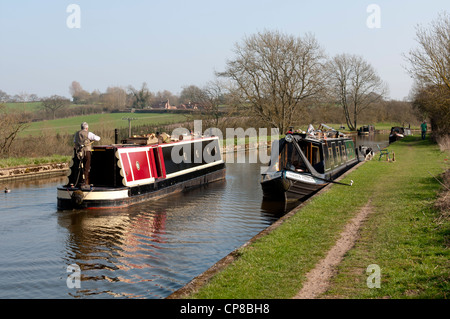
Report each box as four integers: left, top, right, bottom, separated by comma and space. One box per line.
284, 171, 325, 185
57, 189, 129, 201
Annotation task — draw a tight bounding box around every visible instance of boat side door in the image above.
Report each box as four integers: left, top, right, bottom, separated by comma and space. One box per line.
336, 141, 343, 165
331, 142, 338, 168
324, 142, 334, 172
149, 146, 166, 179
341, 142, 347, 163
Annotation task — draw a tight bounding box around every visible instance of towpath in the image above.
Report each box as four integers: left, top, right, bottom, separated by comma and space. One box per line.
293, 200, 374, 299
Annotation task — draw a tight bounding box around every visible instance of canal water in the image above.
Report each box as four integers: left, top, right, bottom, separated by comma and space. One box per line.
0, 151, 290, 299
0, 135, 389, 299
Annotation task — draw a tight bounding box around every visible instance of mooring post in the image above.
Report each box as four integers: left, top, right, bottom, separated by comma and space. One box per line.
122, 117, 138, 137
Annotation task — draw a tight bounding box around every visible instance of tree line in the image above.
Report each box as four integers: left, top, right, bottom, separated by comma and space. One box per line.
214, 12, 448, 136
2, 11, 449, 158
1, 81, 227, 121
405, 12, 450, 138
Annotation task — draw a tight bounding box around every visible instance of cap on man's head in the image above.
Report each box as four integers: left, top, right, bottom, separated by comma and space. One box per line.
81, 122, 89, 130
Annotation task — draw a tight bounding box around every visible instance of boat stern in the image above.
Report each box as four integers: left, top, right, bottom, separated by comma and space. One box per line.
57, 186, 130, 210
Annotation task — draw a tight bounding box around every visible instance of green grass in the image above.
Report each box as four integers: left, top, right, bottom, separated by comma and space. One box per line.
20, 112, 186, 137
0, 154, 71, 168
324, 138, 449, 298
189, 136, 449, 299
4, 101, 43, 113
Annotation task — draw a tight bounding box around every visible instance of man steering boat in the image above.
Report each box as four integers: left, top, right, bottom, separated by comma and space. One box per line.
73, 122, 101, 187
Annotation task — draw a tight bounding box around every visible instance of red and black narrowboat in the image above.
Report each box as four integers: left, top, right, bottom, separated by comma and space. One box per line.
57, 136, 225, 209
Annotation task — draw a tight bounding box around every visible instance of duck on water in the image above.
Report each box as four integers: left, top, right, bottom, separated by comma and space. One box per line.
261, 124, 359, 202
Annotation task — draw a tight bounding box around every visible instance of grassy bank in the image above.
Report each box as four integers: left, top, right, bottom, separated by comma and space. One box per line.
187, 136, 449, 299
0, 155, 71, 169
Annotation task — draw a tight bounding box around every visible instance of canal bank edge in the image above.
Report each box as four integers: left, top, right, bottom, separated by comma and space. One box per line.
166, 161, 365, 299
0, 162, 69, 182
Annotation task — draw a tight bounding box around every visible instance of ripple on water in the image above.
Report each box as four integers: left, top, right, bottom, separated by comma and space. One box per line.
0, 162, 299, 298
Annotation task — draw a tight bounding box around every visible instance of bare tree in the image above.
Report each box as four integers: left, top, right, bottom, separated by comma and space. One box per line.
179, 85, 207, 105
411, 82, 450, 136
128, 82, 152, 109
405, 12, 450, 91
0, 104, 29, 157
100, 86, 127, 110
0, 90, 9, 103
69, 81, 83, 97
154, 90, 179, 106
41, 95, 71, 119
200, 79, 227, 128
219, 30, 327, 133
69, 81, 90, 104
29, 94, 40, 102
327, 53, 387, 131
405, 12, 450, 136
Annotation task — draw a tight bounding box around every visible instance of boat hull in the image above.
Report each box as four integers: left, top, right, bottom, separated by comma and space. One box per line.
261, 171, 327, 202
57, 164, 225, 210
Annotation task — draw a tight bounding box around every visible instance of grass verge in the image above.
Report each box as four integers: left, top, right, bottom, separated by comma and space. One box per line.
188, 136, 449, 299
0, 155, 71, 168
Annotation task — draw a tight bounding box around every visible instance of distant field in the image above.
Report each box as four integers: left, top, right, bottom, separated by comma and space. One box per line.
6, 101, 420, 136
4, 101, 43, 112
20, 118, 421, 137
20, 112, 187, 136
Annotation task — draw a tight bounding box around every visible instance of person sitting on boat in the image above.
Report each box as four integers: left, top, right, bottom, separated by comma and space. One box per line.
74, 122, 101, 186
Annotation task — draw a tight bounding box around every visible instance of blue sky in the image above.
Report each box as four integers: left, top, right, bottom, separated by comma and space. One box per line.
1, 1, 449, 100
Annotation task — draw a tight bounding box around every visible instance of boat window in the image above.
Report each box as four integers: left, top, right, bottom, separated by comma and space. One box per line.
327, 146, 334, 169
335, 145, 341, 165
336, 142, 342, 165
279, 143, 308, 172
341, 145, 347, 162
311, 145, 319, 163
311, 145, 324, 173
331, 142, 338, 167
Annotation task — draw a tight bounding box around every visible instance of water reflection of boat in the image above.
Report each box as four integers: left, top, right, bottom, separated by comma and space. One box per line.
260, 199, 299, 217
261, 124, 359, 202
57, 135, 225, 210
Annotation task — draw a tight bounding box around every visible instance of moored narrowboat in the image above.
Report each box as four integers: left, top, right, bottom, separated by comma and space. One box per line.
357, 125, 375, 135
57, 135, 225, 209
261, 125, 359, 202
389, 126, 405, 144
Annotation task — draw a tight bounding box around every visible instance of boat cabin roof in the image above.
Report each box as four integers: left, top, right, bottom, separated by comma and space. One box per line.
92, 136, 218, 150
286, 132, 352, 145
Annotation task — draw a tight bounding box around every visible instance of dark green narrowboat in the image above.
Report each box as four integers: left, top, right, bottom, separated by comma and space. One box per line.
261, 125, 359, 202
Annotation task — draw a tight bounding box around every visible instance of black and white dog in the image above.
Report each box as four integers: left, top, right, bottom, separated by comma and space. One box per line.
359, 145, 374, 160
